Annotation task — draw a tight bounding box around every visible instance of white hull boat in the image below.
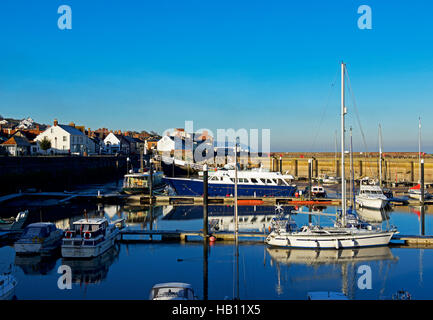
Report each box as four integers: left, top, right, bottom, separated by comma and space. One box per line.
355, 178, 388, 209
355, 197, 387, 209
408, 186, 432, 201
265, 227, 395, 249
61, 217, 122, 259
14, 223, 63, 255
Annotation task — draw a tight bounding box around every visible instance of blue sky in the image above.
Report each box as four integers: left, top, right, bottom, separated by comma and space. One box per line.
0, 0, 432, 152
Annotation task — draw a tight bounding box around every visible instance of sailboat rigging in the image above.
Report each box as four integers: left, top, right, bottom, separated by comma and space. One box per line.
265, 62, 398, 249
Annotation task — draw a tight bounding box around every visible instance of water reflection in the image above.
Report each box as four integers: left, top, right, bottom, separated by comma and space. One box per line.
356, 207, 391, 224
267, 246, 398, 299
123, 205, 163, 226
62, 244, 120, 285
3, 196, 433, 299
14, 254, 58, 275
162, 205, 292, 232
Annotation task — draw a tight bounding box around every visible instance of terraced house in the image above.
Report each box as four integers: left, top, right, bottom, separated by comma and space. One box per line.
35, 119, 96, 155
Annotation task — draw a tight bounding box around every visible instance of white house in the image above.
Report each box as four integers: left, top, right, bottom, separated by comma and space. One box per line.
103, 132, 131, 154
157, 136, 176, 152
35, 119, 96, 155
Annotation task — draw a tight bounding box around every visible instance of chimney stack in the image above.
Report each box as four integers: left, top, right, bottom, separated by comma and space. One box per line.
54, 119, 58, 126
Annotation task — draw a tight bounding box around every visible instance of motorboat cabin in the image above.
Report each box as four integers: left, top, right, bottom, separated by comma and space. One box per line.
62, 218, 121, 258
149, 282, 196, 300
122, 172, 164, 194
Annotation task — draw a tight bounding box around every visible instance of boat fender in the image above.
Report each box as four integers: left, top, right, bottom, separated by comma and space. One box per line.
84, 231, 92, 239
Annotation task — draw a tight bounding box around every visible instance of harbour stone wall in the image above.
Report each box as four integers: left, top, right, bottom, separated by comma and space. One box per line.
0, 156, 129, 194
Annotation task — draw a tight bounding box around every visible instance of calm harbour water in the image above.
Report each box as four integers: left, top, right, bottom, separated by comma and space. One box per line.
1, 183, 433, 300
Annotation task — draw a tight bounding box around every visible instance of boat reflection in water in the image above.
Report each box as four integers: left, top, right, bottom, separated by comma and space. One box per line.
267, 246, 398, 299
356, 207, 391, 224
123, 205, 165, 226
14, 254, 58, 275
62, 245, 120, 285
162, 205, 293, 232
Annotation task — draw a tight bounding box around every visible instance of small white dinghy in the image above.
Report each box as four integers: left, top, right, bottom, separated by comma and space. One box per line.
14, 223, 63, 255
61, 217, 122, 259
149, 282, 197, 300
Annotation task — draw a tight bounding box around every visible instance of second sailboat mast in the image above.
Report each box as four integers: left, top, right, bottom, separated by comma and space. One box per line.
341, 62, 346, 224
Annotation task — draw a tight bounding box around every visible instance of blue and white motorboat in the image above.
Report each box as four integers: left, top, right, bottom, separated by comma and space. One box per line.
14, 223, 63, 255
163, 168, 297, 197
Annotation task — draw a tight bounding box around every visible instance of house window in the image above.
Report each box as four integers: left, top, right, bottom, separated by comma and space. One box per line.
63, 136, 67, 142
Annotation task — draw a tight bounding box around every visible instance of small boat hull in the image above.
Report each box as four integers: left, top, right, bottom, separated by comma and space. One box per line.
408, 192, 432, 201
355, 197, 387, 209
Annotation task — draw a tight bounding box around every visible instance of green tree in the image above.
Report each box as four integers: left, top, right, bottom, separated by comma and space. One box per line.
39, 137, 51, 151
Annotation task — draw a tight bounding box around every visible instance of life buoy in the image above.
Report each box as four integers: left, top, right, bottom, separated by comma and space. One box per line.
84, 231, 91, 239
65, 231, 73, 239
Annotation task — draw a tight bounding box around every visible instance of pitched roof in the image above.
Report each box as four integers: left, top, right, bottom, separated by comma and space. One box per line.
124, 136, 144, 143
12, 130, 38, 141
114, 134, 131, 145
58, 124, 86, 136
1, 136, 31, 146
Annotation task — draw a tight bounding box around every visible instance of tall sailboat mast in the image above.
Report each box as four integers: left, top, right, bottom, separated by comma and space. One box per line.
379, 124, 383, 187
349, 126, 354, 208
419, 117, 422, 182
334, 130, 338, 177
341, 62, 346, 224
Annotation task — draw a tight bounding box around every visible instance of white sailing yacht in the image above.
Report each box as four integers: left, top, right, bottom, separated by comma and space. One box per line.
265, 62, 398, 249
